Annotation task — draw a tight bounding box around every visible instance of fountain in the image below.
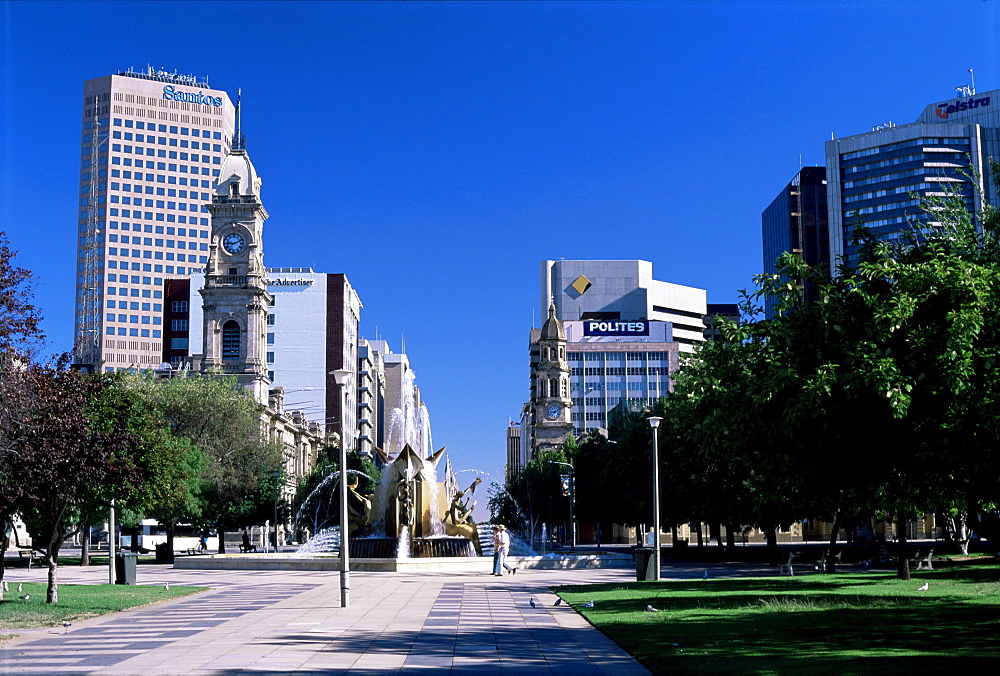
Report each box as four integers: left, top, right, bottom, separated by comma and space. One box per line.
174, 445, 632, 573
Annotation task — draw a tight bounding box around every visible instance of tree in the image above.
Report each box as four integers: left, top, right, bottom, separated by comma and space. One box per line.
128, 374, 285, 552
292, 446, 381, 534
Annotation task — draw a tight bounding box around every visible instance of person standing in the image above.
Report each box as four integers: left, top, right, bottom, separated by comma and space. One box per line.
493, 524, 516, 576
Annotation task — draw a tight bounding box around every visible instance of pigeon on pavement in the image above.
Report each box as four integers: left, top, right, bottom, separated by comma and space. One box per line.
554, 598, 562, 606
164, 583, 170, 591
529, 598, 536, 608
61, 621, 72, 633
917, 583, 929, 591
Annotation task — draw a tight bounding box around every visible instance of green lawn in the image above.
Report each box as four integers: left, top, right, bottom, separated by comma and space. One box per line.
556, 563, 1000, 674
0, 582, 205, 632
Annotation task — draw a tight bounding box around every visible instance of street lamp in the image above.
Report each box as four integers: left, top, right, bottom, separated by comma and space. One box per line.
549, 460, 575, 551
647, 416, 663, 581
331, 368, 353, 608
272, 470, 280, 554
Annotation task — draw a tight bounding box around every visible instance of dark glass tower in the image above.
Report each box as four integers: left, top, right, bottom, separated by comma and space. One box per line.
761, 166, 830, 316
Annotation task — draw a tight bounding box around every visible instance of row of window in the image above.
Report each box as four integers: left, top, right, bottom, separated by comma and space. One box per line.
113, 119, 222, 139
108, 184, 209, 200
841, 138, 969, 161
570, 366, 670, 376
844, 181, 953, 204
107, 208, 208, 225
106, 313, 161, 325
106, 327, 161, 338
567, 352, 672, 362
570, 381, 670, 391
111, 156, 216, 176
107, 301, 161, 311
103, 261, 200, 274
108, 198, 205, 214
111, 131, 222, 151
108, 169, 211, 186
843, 167, 966, 189
107, 230, 205, 242
842, 152, 965, 175
107, 248, 207, 264
109, 144, 221, 165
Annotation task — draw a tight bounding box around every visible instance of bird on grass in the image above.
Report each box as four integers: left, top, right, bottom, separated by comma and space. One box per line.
18, 583, 23, 593
579, 600, 595, 608
703, 570, 709, 580
2, 581, 8, 592
917, 583, 929, 591
554, 598, 562, 606
645, 604, 660, 613
19, 594, 30, 601
164, 583, 170, 591
529, 598, 536, 609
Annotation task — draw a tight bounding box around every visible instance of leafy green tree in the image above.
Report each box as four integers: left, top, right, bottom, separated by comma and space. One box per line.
127, 374, 284, 552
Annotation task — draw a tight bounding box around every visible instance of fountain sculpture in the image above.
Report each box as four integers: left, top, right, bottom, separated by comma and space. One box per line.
342, 445, 483, 558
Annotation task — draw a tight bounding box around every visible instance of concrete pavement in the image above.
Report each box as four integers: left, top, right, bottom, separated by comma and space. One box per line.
1, 561, 651, 674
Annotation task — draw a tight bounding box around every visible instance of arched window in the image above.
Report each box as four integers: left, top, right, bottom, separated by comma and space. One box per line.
221, 320, 240, 361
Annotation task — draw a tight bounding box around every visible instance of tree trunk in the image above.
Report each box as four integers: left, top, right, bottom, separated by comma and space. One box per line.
80, 521, 91, 566
954, 506, 971, 556
0, 519, 8, 602
725, 522, 737, 553
217, 525, 226, 554
130, 526, 140, 553
695, 522, 704, 548
711, 522, 723, 548
764, 524, 778, 563
166, 523, 176, 560
826, 513, 841, 574
896, 511, 911, 581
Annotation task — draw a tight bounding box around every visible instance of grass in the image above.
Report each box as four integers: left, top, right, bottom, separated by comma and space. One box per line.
0, 582, 205, 632
555, 562, 1000, 674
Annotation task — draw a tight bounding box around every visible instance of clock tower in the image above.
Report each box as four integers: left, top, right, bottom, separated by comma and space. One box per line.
199, 124, 272, 405
531, 301, 574, 455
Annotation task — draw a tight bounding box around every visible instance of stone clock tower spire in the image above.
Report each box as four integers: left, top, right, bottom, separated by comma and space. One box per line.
532, 300, 573, 454
199, 111, 272, 405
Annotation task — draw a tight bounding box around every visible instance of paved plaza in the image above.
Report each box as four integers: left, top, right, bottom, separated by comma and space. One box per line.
0, 560, 654, 674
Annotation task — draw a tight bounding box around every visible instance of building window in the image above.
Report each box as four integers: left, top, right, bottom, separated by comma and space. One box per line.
221, 321, 240, 361
267, 351, 274, 363
171, 319, 189, 331
267, 314, 275, 326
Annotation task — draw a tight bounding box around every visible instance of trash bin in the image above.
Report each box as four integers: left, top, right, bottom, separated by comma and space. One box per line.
154, 542, 173, 564
115, 552, 138, 585
635, 547, 656, 581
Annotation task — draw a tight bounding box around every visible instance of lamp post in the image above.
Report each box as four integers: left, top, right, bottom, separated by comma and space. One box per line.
331, 368, 353, 608
549, 460, 575, 551
647, 416, 663, 581
272, 470, 280, 553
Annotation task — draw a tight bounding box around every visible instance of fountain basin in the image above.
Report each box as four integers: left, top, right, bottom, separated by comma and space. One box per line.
173, 553, 633, 573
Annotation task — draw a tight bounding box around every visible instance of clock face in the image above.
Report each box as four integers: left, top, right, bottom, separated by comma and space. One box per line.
546, 405, 561, 420
222, 233, 246, 255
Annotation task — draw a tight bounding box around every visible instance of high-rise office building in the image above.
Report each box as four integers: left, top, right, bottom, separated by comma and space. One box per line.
541, 260, 707, 352
826, 87, 999, 267
761, 166, 830, 314
74, 67, 234, 371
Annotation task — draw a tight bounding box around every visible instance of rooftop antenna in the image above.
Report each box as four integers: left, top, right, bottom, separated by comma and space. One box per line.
956, 69, 976, 98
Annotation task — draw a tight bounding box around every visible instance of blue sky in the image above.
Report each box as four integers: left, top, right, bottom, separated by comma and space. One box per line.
2, 1, 999, 496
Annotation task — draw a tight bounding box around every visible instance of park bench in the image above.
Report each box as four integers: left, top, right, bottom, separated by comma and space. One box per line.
815, 548, 843, 571
16, 549, 44, 568
238, 543, 258, 553
779, 551, 797, 576
911, 549, 934, 570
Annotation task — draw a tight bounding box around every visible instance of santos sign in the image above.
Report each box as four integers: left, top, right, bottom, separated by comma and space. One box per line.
584, 320, 649, 336
162, 85, 224, 108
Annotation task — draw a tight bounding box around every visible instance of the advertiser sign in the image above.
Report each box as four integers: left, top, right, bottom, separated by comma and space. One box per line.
583, 320, 649, 336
